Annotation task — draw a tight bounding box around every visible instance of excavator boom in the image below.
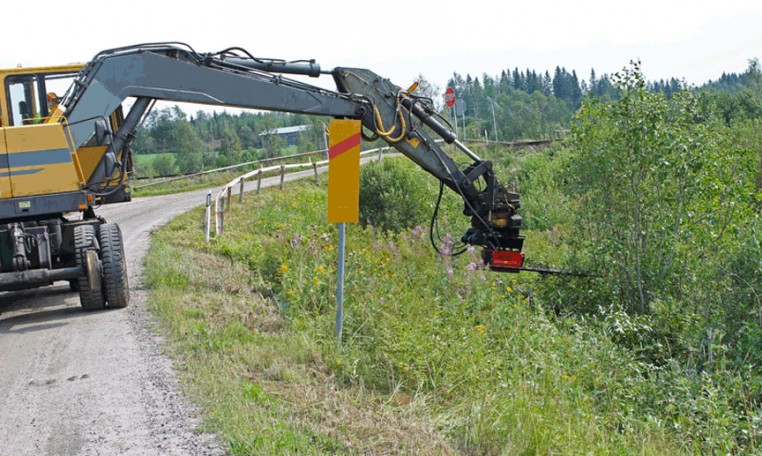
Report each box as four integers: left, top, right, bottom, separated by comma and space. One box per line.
0, 42, 525, 310
62, 43, 523, 252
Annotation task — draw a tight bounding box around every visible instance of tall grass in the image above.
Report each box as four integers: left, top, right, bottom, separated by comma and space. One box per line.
148, 158, 750, 453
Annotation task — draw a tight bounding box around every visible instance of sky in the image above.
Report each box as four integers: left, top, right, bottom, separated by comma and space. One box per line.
3, 0, 760, 107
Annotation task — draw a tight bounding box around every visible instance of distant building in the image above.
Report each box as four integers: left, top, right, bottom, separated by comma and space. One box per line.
258, 125, 311, 146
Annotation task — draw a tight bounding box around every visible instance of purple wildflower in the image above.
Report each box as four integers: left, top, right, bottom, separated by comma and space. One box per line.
439, 233, 453, 257
388, 240, 400, 258
411, 225, 425, 241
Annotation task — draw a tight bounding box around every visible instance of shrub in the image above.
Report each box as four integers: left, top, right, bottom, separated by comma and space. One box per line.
359, 158, 433, 232
152, 153, 179, 176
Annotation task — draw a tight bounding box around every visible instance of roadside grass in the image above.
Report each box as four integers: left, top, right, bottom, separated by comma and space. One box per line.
144, 159, 688, 454
145, 196, 456, 454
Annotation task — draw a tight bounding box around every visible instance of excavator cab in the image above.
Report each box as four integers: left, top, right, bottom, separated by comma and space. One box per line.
0, 64, 131, 205
0, 66, 79, 126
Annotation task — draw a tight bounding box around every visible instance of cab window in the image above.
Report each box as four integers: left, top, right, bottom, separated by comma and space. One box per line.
6, 75, 40, 126
43, 72, 76, 116
5, 72, 77, 126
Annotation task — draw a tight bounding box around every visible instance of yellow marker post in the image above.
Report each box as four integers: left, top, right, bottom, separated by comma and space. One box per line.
327, 120, 361, 223
327, 119, 361, 346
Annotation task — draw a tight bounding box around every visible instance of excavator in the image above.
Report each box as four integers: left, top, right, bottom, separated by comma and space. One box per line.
0, 42, 524, 310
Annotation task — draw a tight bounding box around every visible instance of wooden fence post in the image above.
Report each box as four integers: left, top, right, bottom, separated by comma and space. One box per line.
280, 165, 286, 190
312, 160, 319, 184
218, 196, 225, 236
257, 168, 263, 194
239, 177, 245, 203
226, 187, 232, 208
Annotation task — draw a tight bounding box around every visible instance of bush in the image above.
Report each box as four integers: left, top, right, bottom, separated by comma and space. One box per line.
358, 158, 433, 232
152, 153, 179, 176
133, 159, 156, 178
561, 63, 755, 316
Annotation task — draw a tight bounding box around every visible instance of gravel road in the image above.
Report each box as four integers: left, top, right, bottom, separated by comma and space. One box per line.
0, 168, 323, 455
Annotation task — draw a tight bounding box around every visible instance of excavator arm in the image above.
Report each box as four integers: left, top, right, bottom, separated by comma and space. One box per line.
62, 43, 524, 267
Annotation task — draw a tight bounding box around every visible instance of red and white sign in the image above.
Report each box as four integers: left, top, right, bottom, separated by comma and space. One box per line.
444, 87, 456, 108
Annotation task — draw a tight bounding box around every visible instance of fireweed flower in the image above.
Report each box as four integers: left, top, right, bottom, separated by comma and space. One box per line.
439, 234, 454, 276
388, 240, 400, 257
439, 233, 453, 256
411, 225, 425, 241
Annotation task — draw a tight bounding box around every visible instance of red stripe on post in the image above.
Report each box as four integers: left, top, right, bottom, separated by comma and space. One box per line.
328, 133, 361, 160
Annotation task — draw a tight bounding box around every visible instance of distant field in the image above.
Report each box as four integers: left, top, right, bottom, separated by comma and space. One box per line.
132, 153, 174, 174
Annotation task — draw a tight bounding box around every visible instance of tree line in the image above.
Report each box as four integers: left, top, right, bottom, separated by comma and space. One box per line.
445, 60, 758, 141
132, 106, 332, 176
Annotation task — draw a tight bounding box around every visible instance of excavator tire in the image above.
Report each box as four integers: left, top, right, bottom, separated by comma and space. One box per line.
98, 223, 129, 309
74, 225, 106, 311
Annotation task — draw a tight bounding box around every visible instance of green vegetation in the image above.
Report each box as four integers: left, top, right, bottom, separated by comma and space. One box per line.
147, 175, 678, 454
358, 158, 441, 232
144, 60, 761, 454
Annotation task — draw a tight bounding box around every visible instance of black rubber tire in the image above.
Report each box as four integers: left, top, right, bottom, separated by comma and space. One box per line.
98, 223, 129, 309
74, 225, 106, 311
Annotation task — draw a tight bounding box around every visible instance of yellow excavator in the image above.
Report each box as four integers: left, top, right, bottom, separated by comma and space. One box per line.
0, 42, 525, 310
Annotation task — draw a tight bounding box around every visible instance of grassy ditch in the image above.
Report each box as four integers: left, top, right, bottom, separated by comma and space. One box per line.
145, 160, 689, 454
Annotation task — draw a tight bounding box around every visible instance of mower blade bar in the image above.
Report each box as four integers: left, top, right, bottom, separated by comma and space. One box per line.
489, 264, 595, 277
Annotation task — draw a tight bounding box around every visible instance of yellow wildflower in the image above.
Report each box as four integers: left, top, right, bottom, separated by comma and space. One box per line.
475, 325, 486, 335
279, 264, 288, 273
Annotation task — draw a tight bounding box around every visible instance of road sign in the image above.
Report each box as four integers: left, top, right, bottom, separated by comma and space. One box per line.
327, 119, 361, 223
444, 87, 456, 108
327, 119, 361, 346
455, 98, 466, 117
